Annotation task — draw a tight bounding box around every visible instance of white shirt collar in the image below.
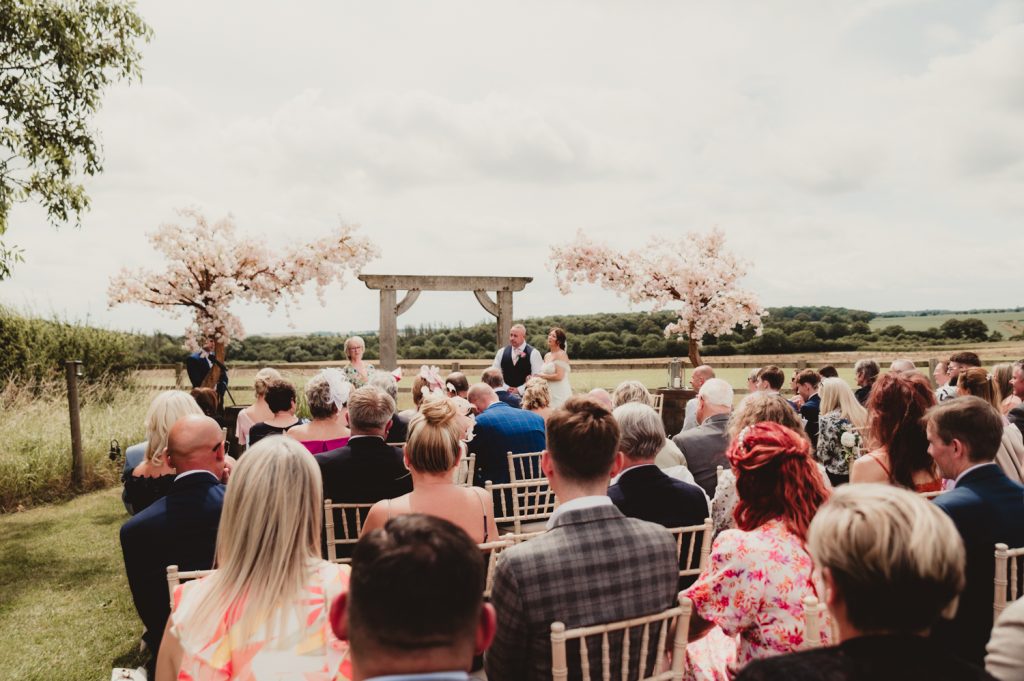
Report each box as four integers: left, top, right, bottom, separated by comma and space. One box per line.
174, 469, 220, 483
610, 463, 657, 486
954, 461, 999, 486
546, 495, 613, 529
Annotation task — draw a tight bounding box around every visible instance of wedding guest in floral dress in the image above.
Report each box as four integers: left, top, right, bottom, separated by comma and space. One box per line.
815, 377, 868, 486
343, 335, 374, 388
684, 422, 832, 680
157, 436, 351, 681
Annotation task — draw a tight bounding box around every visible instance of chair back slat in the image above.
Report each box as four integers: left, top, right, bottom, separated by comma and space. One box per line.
324, 499, 375, 565
166, 564, 215, 607
454, 453, 476, 486
651, 393, 664, 416
500, 529, 547, 544
550, 594, 692, 681
994, 543, 1024, 622
667, 519, 713, 579
479, 539, 512, 599
507, 450, 545, 482
488, 478, 558, 533
802, 595, 826, 649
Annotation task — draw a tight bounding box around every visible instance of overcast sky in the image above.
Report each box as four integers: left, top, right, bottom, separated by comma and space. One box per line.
3, 0, 1023, 338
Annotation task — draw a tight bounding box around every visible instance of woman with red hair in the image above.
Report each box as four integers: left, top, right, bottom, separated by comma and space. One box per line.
850, 371, 942, 492
683, 422, 831, 679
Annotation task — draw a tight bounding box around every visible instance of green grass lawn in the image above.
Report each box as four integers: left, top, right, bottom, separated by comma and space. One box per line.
0, 487, 145, 681
870, 311, 1024, 335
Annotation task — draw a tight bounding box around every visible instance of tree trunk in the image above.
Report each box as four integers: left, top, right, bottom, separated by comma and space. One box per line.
201, 340, 226, 390
688, 337, 701, 369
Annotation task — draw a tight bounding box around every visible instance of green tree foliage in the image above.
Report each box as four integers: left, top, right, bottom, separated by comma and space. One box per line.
0, 0, 152, 278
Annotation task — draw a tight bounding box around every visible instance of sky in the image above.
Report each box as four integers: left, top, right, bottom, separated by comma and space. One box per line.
3, 0, 1024, 338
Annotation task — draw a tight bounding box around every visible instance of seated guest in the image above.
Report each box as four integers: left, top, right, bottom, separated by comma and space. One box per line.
316, 384, 412, 516
745, 368, 760, 393
610, 402, 709, 587
853, 359, 879, 405
611, 379, 692, 479
926, 396, 1024, 666
794, 369, 822, 447
890, 358, 917, 372
482, 367, 521, 409
121, 414, 227, 677
937, 351, 982, 402
485, 397, 679, 681
330, 514, 496, 681
735, 484, 988, 681
954, 368, 1024, 483
520, 377, 551, 420
934, 360, 950, 389
587, 387, 614, 409
672, 378, 733, 498
851, 371, 942, 491
234, 367, 281, 447
446, 371, 470, 399
757, 365, 785, 394
683, 422, 832, 677
247, 378, 304, 447
123, 390, 203, 515
156, 435, 350, 681
362, 394, 497, 544
682, 365, 716, 431
288, 369, 352, 454
988, 596, 1024, 680
714, 392, 829, 535
398, 366, 445, 422
368, 371, 408, 443
467, 383, 545, 488
992, 363, 1021, 415
818, 365, 839, 379
815, 376, 868, 486
189, 387, 218, 417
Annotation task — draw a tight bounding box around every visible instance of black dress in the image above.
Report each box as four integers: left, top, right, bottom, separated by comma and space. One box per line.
247, 419, 302, 447
123, 474, 176, 514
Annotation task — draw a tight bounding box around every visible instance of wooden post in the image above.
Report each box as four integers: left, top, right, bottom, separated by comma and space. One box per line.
496, 289, 513, 349
174, 362, 185, 388
379, 289, 398, 371
928, 357, 938, 388
65, 360, 84, 487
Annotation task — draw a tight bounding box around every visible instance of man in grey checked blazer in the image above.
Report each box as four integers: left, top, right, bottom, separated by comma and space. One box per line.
485, 396, 680, 681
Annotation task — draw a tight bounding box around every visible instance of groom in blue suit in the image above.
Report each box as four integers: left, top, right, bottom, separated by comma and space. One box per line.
926, 396, 1024, 666
467, 383, 545, 488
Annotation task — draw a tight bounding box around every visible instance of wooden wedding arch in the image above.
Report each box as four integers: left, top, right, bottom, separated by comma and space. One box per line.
358, 274, 533, 370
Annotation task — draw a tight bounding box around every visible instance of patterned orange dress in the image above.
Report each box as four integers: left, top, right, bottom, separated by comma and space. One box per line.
169, 561, 352, 681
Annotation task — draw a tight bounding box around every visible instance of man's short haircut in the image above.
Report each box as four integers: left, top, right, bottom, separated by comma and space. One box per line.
611, 380, 652, 408
819, 365, 839, 379
890, 359, 916, 372
481, 367, 505, 389
854, 359, 880, 381
948, 351, 982, 367
757, 366, 784, 390
546, 396, 620, 482
265, 379, 296, 413
795, 369, 820, 389
808, 484, 964, 634
446, 372, 469, 396
612, 403, 666, 461
347, 514, 484, 655
924, 396, 1004, 463
510, 323, 526, 334
699, 378, 734, 407
348, 385, 396, 431
368, 372, 399, 401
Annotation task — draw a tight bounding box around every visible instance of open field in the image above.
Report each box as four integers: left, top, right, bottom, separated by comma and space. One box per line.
0, 487, 145, 681
870, 311, 1024, 335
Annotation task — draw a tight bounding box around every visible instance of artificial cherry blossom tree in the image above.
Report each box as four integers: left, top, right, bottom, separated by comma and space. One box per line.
549, 228, 765, 367
108, 209, 379, 389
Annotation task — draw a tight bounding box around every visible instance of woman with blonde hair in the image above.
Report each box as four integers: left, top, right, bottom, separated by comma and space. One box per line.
235, 367, 282, 447
288, 369, 351, 454
815, 377, 869, 486
361, 394, 497, 544
342, 335, 374, 388
992, 363, 1021, 415
521, 377, 553, 421
156, 436, 350, 681
123, 391, 204, 514
956, 367, 1024, 484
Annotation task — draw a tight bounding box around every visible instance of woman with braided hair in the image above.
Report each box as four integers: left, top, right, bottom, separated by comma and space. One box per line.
683, 422, 832, 680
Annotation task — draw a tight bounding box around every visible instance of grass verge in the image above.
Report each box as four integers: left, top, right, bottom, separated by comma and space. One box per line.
0, 487, 145, 681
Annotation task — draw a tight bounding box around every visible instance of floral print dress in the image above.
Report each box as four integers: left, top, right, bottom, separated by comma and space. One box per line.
170, 561, 352, 681
682, 518, 831, 679
816, 410, 854, 478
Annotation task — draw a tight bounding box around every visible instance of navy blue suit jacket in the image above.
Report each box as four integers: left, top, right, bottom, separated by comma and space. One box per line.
799, 393, 821, 448
932, 463, 1024, 666
496, 389, 523, 410
470, 401, 546, 486
120, 472, 225, 660
608, 464, 709, 588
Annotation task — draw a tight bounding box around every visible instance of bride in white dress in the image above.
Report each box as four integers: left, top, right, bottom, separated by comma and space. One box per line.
536, 327, 572, 408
